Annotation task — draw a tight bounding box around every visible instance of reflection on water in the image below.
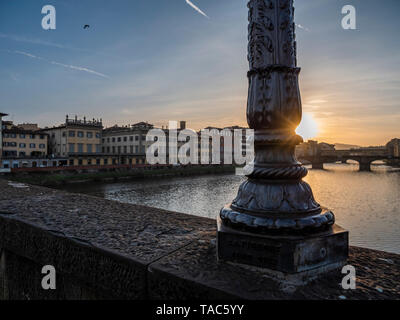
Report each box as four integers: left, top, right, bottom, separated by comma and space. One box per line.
58, 163, 400, 254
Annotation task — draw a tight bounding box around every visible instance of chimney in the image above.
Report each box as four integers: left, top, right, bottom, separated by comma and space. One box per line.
180, 121, 186, 130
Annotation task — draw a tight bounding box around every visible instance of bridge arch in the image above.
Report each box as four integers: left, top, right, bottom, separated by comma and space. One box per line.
341, 156, 388, 171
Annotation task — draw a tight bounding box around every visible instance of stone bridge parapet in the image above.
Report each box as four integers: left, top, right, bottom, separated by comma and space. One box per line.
0, 179, 399, 300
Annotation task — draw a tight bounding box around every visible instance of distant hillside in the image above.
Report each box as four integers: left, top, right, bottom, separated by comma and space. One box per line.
334, 143, 361, 150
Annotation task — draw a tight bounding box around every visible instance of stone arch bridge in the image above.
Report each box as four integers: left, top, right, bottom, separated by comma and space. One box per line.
300, 149, 398, 171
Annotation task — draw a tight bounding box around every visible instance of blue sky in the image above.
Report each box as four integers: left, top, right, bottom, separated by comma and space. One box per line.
0, 0, 399, 145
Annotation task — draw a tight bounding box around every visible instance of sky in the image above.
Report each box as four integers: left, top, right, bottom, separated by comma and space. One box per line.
0, 0, 399, 146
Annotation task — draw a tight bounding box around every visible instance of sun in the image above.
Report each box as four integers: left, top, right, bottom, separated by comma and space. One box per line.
296, 112, 319, 140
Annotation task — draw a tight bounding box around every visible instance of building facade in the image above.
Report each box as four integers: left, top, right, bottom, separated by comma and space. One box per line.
2, 121, 48, 159
386, 138, 400, 158
102, 122, 154, 165
0, 113, 8, 168
296, 140, 320, 158
42, 115, 103, 158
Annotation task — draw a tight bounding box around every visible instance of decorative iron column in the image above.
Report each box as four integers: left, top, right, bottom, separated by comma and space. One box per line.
217, 0, 348, 275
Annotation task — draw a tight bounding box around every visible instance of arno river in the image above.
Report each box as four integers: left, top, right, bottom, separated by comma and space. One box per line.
59, 163, 400, 254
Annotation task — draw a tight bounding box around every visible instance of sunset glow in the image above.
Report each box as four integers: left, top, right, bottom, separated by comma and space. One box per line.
296, 113, 319, 140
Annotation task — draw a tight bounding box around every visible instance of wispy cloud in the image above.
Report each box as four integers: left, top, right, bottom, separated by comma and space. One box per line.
50, 61, 109, 78
0, 33, 87, 52
185, 0, 209, 19
8, 50, 109, 79
296, 24, 310, 32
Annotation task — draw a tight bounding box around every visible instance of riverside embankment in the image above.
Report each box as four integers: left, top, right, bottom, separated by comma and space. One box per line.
1, 165, 236, 187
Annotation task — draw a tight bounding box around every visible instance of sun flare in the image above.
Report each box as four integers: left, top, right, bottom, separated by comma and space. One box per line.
296, 112, 319, 140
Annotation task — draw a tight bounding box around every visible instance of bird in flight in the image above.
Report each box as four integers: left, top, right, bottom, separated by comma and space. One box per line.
83, 24, 90, 29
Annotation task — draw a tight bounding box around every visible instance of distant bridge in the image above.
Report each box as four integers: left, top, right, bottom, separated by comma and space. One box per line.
300, 149, 399, 171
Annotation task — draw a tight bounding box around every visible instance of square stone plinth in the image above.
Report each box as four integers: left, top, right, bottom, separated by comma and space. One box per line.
217, 218, 348, 275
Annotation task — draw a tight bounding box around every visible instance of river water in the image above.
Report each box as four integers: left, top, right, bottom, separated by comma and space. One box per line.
58, 163, 400, 254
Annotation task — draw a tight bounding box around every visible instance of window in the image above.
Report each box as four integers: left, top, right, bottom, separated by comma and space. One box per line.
130, 136, 133, 141
135, 136, 139, 141
118, 146, 121, 154
69, 143, 75, 153
124, 146, 127, 153
104, 158, 108, 165
107, 138, 110, 142
77, 131, 84, 138
69, 131, 75, 137
19, 143, 26, 148
117, 137, 121, 142
141, 135, 145, 141
30, 134, 35, 139
69, 159, 74, 166
78, 159, 83, 165
112, 138, 116, 142
112, 146, 115, 154
62, 132, 66, 137
123, 137, 127, 142
87, 144, 93, 153
39, 144, 45, 149
87, 132, 93, 138
88, 159, 92, 165
96, 133, 101, 138
96, 159, 101, 165
96, 144, 101, 153
29, 143, 36, 148
102, 138, 105, 143
20, 134, 26, 139
135, 146, 139, 153
40, 135, 45, 139
78, 143, 83, 153
10, 133, 16, 138
130, 146, 133, 153
19, 152, 26, 157
107, 147, 110, 153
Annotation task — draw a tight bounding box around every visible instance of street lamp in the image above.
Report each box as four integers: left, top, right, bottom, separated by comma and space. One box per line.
217, 0, 348, 276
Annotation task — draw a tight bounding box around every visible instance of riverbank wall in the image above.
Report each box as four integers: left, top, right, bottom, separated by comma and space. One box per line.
1, 165, 236, 187
0, 179, 399, 300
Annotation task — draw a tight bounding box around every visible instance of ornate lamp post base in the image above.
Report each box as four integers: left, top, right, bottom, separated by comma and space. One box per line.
217, 210, 348, 275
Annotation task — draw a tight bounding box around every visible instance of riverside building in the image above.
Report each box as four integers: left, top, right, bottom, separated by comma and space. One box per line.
102, 122, 155, 165
42, 115, 103, 166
